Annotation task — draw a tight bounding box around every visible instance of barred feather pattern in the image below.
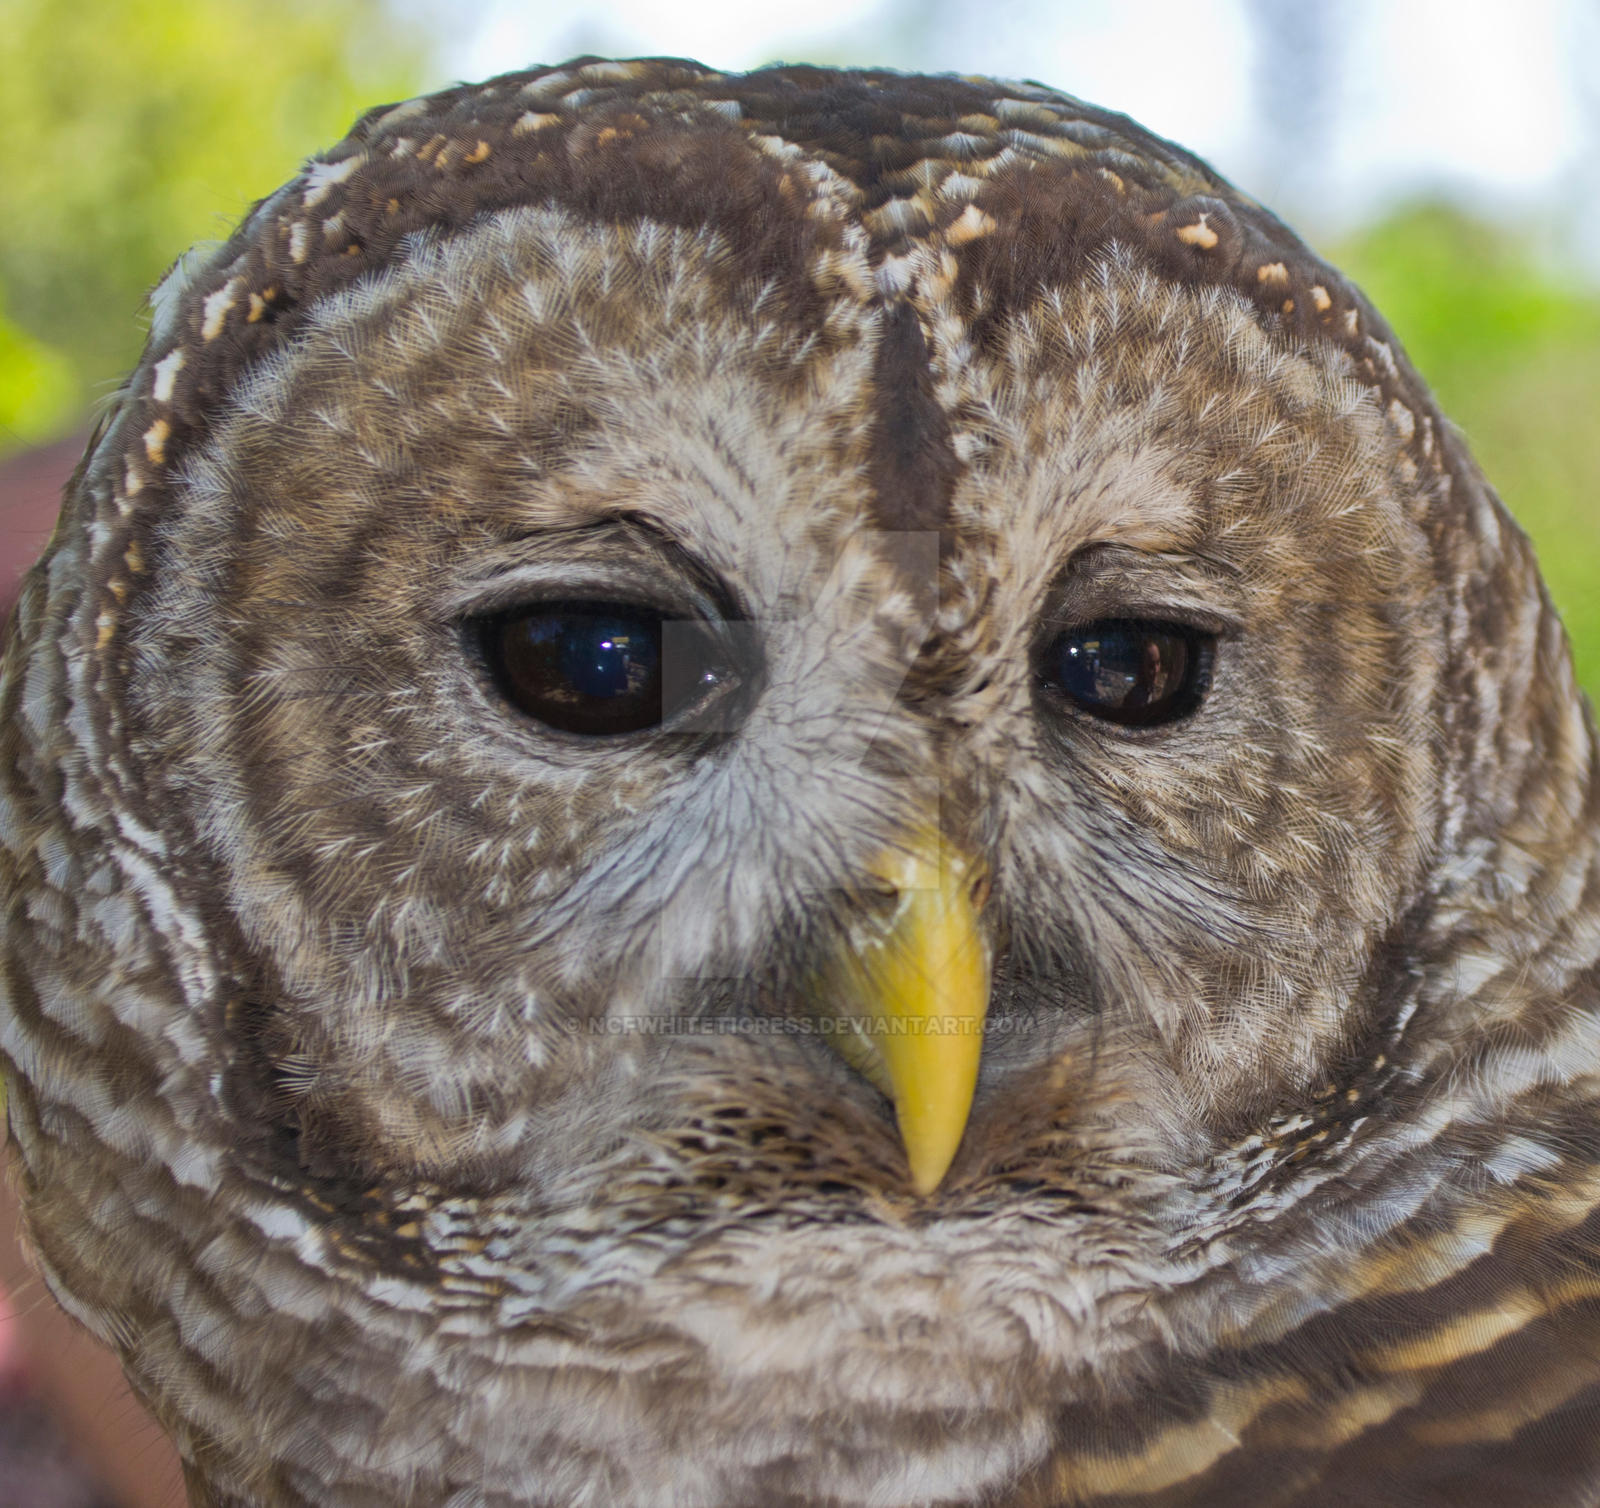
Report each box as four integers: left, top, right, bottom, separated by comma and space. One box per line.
2, 58, 1598, 1508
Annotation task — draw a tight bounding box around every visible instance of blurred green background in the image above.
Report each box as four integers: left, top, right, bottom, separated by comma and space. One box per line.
0, 0, 424, 442
0, 0, 1594, 699
1334, 210, 1600, 699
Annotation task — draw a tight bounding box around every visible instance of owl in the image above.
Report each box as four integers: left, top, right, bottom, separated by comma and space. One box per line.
2, 56, 1599, 1508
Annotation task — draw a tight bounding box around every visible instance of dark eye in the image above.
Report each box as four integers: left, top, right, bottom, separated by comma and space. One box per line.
1038, 618, 1214, 727
477, 602, 730, 736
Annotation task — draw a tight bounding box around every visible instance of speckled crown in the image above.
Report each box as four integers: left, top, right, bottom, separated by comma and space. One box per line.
98, 57, 1446, 557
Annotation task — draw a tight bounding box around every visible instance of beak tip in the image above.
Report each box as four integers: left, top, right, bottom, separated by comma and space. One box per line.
823, 825, 993, 1201
900, 1120, 964, 1197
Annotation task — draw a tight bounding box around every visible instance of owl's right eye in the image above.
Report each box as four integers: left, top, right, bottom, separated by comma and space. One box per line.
1036, 618, 1215, 727
476, 602, 732, 736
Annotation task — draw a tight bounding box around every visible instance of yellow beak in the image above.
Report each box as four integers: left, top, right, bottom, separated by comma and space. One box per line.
817, 828, 992, 1194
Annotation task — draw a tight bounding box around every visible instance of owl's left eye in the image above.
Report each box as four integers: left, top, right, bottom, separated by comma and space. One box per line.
1037, 618, 1214, 727
476, 602, 732, 736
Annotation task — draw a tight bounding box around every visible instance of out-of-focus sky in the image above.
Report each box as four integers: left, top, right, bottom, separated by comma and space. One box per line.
414, 0, 1600, 252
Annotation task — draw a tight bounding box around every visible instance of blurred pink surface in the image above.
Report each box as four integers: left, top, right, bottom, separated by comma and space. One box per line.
0, 1269, 17, 1376
0, 431, 76, 619
0, 431, 73, 1383
1, 433, 187, 1505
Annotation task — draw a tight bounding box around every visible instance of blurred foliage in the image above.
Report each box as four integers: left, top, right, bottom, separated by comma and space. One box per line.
0, 316, 76, 444
0, 0, 425, 452
1332, 204, 1600, 702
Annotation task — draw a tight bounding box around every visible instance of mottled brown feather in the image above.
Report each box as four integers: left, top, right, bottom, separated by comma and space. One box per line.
2, 56, 1597, 1508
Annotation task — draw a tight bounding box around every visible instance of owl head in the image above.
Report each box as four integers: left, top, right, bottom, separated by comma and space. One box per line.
2, 59, 1597, 1508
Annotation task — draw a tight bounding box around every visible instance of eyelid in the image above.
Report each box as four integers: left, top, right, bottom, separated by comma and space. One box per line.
447, 567, 722, 624
441, 521, 748, 627
1038, 603, 1239, 639
1044, 545, 1246, 638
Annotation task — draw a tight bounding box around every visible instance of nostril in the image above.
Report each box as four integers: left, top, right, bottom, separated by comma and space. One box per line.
968, 870, 992, 910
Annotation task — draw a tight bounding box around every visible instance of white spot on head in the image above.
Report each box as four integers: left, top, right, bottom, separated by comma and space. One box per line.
512, 110, 560, 136
934, 131, 986, 159
147, 243, 218, 347
1386, 399, 1416, 443
749, 133, 802, 162
577, 60, 641, 84
303, 153, 364, 209
874, 255, 915, 298
938, 172, 987, 203
518, 69, 574, 102
200, 279, 241, 341
151, 348, 186, 403
991, 96, 1055, 125
371, 97, 429, 134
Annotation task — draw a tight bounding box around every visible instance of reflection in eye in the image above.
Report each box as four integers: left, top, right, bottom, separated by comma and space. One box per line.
1039, 619, 1214, 727
478, 603, 726, 736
